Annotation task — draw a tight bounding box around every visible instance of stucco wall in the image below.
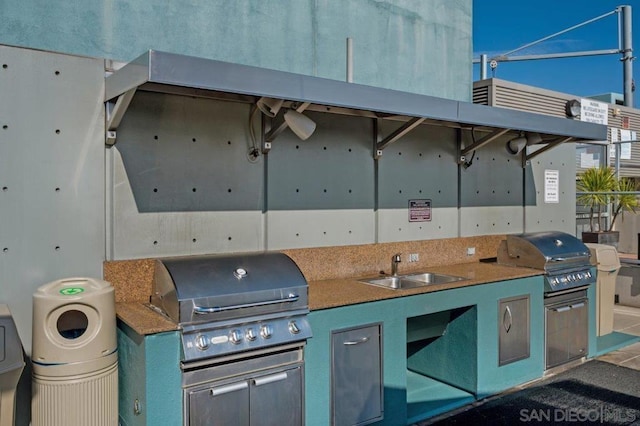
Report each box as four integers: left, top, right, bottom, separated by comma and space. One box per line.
1, 0, 472, 101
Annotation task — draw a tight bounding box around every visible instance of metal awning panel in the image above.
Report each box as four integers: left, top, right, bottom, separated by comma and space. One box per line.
105, 50, 608, 144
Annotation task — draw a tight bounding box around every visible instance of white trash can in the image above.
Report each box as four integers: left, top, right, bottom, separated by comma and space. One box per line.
586, 243, 621, 336
31, 278, 118, 426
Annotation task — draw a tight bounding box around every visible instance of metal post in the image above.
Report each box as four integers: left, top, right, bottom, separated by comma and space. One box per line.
480, 54, 488, 80
346, 37, 353, 83
621, 5, 633, 107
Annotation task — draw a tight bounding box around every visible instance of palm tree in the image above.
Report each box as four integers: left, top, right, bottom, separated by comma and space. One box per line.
608, 177, 639, 231
576, 167, 616, 232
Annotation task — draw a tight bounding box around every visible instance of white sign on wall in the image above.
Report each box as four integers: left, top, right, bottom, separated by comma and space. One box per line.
610, 127, 619, 158
580, 99, 608, 125
544, 169, 559, 203
620, 129, 633, 160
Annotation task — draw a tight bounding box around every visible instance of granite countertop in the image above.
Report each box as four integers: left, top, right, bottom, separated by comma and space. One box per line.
116, 262, 543, 335
309, 262, 543, 310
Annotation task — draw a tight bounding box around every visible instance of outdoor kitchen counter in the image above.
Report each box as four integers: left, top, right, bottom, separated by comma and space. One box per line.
309, 261, 542, 310
116, 261, 542, 335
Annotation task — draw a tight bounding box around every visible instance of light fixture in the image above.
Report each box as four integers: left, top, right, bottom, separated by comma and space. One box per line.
284, 110, 316, 140
256, 97, 284, 117
565, 99, 581, 118
506, 134, 527, 155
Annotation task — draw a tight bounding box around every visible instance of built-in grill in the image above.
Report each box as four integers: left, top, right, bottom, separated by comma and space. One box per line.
497, 231, 594, 369
150, 252, 312, 426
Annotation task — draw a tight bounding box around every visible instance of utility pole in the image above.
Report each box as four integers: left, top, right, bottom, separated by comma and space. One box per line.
475, 6, 633, 109
621, 5, 633, 108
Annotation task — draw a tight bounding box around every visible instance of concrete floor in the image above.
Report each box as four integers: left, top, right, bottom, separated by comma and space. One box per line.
597, 304, 640, 370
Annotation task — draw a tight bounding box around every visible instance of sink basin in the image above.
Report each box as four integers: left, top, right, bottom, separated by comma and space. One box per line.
360, 273, 467, 290
402, 273, 467, 285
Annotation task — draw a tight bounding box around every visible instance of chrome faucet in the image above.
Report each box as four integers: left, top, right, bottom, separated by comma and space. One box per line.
391, 253, 402, 276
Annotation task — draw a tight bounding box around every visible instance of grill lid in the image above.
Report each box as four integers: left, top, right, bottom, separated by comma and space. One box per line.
497, 231, 591, 272
151, 252, 308, 325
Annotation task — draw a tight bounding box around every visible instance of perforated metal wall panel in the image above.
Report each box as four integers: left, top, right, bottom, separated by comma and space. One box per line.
0, 46, 105, 352
525, 143, 576, 234
114, 92, 265, 212
377, 122, 459, 241
109, 148, 265, 259
266, 111, 375, 248
459, 206, 523, 236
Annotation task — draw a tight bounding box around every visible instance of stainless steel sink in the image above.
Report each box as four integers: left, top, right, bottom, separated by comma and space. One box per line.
401, 273, 466, 285
360, 272, 467, 290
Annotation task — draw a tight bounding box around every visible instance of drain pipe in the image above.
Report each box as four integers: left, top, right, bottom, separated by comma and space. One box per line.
346, 37, 353, 83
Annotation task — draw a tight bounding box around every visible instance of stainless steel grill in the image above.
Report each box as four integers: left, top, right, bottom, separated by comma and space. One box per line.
497, 231, 594, 369
497, 231, 594, 294
151, 252, 312, 362
150, 252, 312, 425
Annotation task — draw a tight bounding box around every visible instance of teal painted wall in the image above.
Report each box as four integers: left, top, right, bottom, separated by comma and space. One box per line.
1, 0, 472, 101
306, 277, 545, 425
117, 325, 182, 426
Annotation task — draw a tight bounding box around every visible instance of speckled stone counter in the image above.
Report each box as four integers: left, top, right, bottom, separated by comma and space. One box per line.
309, 262, 542, 310
106, 235, 542, 335
111, 262, 541, 335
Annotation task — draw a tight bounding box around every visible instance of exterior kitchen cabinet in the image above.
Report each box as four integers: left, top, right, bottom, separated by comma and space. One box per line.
498, 295, 530, 366
331, 323, 383, 426
187, 366, 303, 426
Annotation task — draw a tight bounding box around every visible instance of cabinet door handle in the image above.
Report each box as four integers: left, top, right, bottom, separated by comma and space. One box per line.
343, 336, 370, 346
210, 381, 248, 396
503, 306, 512, 333
553, 306, 571, 313
570, 302, 585, 309
253, 372, 288, 387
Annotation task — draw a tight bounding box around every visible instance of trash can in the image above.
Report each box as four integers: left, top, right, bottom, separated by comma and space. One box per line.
31, 278, 117, 426
586, 243, 621, 336
0, 304, 25, 426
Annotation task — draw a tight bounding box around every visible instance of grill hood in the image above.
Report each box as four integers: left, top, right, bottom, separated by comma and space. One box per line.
497, 231, 591, 273
151, 252, 309, 325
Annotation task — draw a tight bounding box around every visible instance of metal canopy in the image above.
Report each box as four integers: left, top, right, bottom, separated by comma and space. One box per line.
104, 50, 607, 152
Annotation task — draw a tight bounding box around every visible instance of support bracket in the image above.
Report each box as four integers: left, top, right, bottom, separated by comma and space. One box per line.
374, 117, 425, 159
459, 128, 510, 163
523, 136, 573, 166
105, 88, 136, 146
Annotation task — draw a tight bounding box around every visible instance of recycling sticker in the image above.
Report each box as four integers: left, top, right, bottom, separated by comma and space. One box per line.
59, 287, 84, 296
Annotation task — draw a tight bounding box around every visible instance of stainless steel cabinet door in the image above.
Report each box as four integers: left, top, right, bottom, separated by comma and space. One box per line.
189, 380, 250, 426
498, 296, 530, 366
331, 324, 383, 426
250, 366, 303, 426
546, 298, 588, 368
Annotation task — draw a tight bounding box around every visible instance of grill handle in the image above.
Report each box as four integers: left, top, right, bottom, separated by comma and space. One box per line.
193, 293, 299, 314
210, 382, 248, 396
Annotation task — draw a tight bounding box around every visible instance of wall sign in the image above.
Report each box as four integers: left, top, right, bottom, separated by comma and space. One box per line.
544, 170, 559, 204
408, 199, 431, 222
580, 99, 608, 125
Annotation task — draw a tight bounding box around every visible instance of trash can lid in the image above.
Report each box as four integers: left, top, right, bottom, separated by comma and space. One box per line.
0, 304, 25, 374
585, 243, 621, 270
34, 277, 113, 299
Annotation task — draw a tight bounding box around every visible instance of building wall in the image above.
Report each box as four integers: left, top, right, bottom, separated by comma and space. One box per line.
1, 0, 472, 102
474, 78, 640, 178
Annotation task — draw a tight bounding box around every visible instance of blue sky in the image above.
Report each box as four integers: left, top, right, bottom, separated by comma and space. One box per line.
473, 2, 639, 106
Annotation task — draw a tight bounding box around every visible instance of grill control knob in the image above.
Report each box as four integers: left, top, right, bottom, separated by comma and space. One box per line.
246, 328, 257, 341
289, 321, 301, 334
260, 324, 273, 339
195, 334, 209, 350
230, 330, 243, 345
